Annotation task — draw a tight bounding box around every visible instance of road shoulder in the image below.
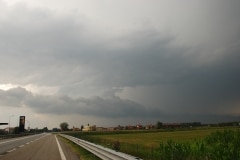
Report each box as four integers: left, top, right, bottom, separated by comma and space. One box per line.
57, 135, 80, 160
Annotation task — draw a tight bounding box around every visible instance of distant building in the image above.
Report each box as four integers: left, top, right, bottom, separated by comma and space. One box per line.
145, 124, 154, 130
125, 125, 136, 130
82, 124, 96, 132
96, 127, 108, 131
72, 126, 81, 131
108, 127, 115, 131
136, 124, 143, 129
162, 123, 181, 128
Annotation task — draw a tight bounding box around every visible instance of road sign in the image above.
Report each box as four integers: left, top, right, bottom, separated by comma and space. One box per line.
0, 123, 8, 125
19, 116, 25, 132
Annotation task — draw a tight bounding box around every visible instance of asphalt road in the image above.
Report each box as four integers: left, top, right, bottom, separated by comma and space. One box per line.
0, 133, 80, 160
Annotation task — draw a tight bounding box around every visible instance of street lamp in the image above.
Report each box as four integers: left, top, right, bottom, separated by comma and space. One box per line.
26, 120, 30, 131
8, 115, 15, 133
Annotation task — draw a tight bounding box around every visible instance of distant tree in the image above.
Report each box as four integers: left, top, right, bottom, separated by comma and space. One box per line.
60, 122, 69, 131
52, 128, 60, 132
29, 128, 36, 133
0, 129, 5, 135
156, 121, 163, 129
81, 125, 84, 131
42, 127, 48, 132
13, 127, 19, 134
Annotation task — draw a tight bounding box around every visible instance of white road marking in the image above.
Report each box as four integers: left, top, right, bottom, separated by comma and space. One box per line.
18, 145, 24, 148
7, 148, 16, 153
55, 135, 67, 160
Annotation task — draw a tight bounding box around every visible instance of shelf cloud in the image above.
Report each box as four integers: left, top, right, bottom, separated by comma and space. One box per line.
0, 0, 239, 128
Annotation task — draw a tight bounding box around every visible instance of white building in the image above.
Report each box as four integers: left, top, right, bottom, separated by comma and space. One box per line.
82, 124, 96, 132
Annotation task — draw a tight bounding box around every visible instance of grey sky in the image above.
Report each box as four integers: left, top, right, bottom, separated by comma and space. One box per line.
0, 0, 240, 129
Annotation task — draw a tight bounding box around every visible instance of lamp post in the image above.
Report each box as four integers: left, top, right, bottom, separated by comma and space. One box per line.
8, 115, 14, 134
26, 120, 30, 131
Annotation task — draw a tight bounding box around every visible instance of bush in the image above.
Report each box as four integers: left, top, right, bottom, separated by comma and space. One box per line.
113, 141, 120, 151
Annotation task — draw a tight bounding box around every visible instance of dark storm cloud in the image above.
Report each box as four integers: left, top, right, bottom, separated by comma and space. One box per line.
0, 87, 158, 118
113, 34, 240, 118
0, 0, 240, 124
104, 28, 240, 122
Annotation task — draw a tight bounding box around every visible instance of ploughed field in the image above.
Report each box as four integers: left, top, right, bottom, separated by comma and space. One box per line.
67, 127, 240, 160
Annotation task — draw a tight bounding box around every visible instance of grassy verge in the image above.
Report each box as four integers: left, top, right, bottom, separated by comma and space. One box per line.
58, 136, 101, 160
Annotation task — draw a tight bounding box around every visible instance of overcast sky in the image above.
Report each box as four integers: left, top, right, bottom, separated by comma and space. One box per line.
0, 0, 240, 129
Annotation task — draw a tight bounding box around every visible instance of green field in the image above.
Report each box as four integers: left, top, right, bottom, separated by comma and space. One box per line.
67, 127, 240, 160
91, 128, 224, 147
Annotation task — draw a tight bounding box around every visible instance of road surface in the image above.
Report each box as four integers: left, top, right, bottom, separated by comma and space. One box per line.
0, 133, 79, 160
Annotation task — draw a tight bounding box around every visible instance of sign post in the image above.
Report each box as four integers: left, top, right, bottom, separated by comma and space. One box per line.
19, 116, 25, 133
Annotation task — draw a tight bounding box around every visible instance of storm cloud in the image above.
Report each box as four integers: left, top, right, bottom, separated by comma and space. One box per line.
0, 0, 240, 128
0, 87, 157, 118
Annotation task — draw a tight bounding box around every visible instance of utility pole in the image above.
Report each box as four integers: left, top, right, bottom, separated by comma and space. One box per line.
8, 115, 15, 133
26, 120, 30, 131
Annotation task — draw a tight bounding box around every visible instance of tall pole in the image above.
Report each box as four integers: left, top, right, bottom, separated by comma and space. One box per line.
26, 120, 30, 131
8, 115, 14, 134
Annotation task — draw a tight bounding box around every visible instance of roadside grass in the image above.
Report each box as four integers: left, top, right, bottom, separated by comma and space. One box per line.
59, 136, 101, 160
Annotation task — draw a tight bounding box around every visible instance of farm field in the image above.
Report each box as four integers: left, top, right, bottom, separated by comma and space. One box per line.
91, 127, 228, 147
67, 127, 240, 160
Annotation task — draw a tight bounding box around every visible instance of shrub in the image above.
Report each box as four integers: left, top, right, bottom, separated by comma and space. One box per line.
113, 141, 120, 151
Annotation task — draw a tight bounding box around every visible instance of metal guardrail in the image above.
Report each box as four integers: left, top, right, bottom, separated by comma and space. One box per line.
59, 134, 142, 160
